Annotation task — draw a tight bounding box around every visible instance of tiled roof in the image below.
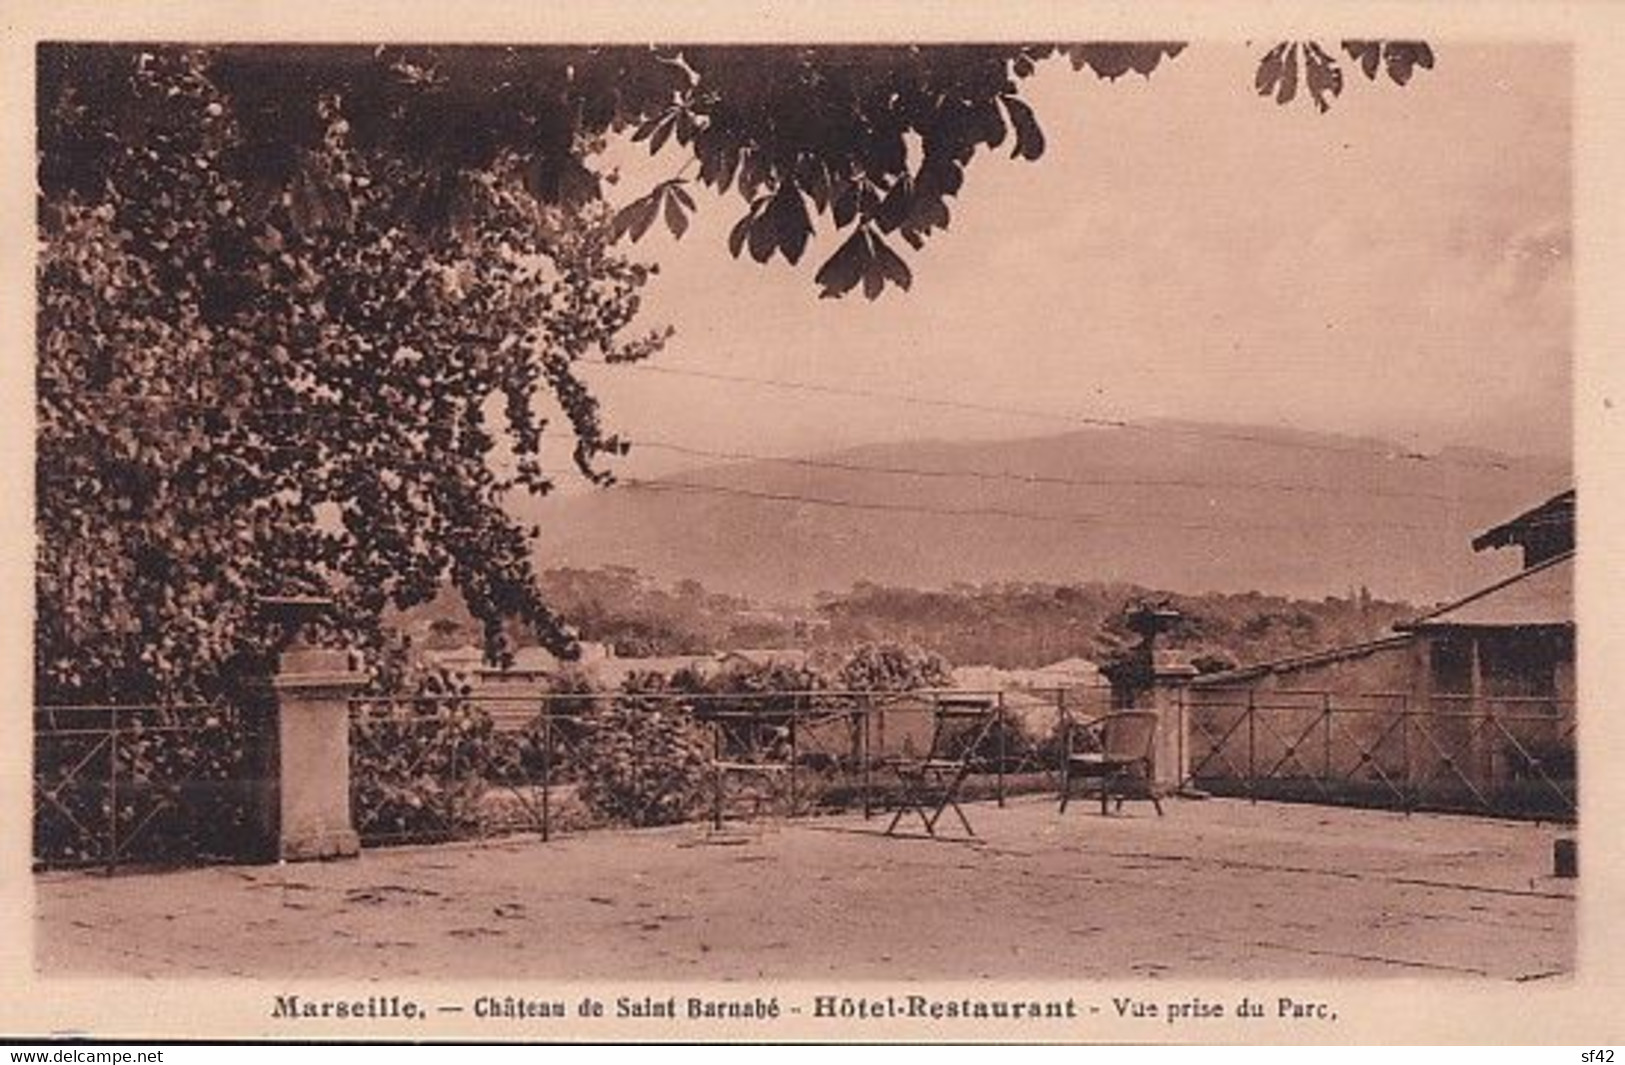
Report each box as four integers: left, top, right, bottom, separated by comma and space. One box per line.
1189, 634, 1413, 687
1403, 551, 1574, 629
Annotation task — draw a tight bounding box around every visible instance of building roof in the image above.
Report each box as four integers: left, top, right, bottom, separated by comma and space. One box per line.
953, 663, 1107, 692
1032, 657, 1101, 677
1401, 551, 1574, 630
1189, 634, 1414, 688
1191, 505, 1576, 688
718, 648, 810, 668
1471, 489, 1574, 554
426, 644, 485, 668
952, 665, 1015, 689
495, 646, 565, 673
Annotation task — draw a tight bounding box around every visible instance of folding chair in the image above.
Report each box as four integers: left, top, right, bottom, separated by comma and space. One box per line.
876, 695, 998, 838
1059, 710, 1165, 816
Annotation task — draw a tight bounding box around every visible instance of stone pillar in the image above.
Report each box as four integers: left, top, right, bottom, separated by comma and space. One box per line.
1144, 651, 1198, 795
246, 599, 367, 862
1109, 603, 1196, 796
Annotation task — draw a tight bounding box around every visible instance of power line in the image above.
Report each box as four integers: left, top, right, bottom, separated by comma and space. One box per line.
47, 387, 1553, 506
36, 448, 1558, 549
620, 476, 1440, 534
36, 438, 1534, 532
51, 359, 1542, 475
581, 357, 1133, 431
625, 438, 1507, 505
35, 416, 1523, 508
578, 357, 1527, 471
38, 403, 1556, 534
33, 457, 1448, 535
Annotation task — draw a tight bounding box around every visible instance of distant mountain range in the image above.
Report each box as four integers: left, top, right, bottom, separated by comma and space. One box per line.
521, 421, 1570, 607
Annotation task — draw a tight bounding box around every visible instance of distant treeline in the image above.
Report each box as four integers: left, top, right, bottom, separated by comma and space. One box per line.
398, 566, 1416, 676
813, 581, 1417, 674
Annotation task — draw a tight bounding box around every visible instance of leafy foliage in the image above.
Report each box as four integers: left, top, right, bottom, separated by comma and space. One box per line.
38, 48, 665, 702
37, 42, 1431, 704
604, 41, 1425, 294
404, 567, 1414, 677
41, 42, 1431, 315
575, 673, 712, 826
532, 566, 771, 656
349, 697, 508, 842
33, 705, 252, 867
1257, 40, 1435, 112
815, 580, 1414, 671
836, 641, 953, 692
707, 655, 822, 700
1342, 41, 1437, 86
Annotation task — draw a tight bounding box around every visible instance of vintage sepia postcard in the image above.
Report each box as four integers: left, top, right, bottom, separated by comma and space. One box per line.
3, 0, 1623, 1046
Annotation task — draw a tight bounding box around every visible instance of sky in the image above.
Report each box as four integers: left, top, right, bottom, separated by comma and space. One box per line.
560, 42, 1571, 483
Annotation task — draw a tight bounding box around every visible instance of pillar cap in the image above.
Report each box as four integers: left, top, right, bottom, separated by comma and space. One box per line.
1126, 604, 1182, 637
270, 669, 368, 693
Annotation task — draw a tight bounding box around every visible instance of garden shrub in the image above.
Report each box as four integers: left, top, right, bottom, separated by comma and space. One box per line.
122, 708, 254, 858
527, 668, 599, 783
349, 696, 501, 842
836, 642, 953, 692
963, 710, 1046, 773
576, 673, 711, 827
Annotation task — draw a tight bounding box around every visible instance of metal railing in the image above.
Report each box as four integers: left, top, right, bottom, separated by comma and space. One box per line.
344, 686, 1100, 846
348, 692, 588, 846
37, 686, 1076, 865
33, 701, 255, 872
40, 680, 1572, 870
1178, 687, 1576, 821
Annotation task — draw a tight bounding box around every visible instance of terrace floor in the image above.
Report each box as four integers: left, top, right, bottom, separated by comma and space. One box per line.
35, 795, 1575, 981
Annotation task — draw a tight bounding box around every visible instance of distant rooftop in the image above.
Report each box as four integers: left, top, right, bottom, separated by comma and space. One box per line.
1031, 657, 1101, 676
717, 648, 809, 668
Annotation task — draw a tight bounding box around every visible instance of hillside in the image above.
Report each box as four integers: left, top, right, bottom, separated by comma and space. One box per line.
521, 422, 1570, 607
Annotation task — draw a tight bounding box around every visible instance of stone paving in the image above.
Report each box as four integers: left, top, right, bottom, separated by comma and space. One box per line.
35, 795, 1575, 981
